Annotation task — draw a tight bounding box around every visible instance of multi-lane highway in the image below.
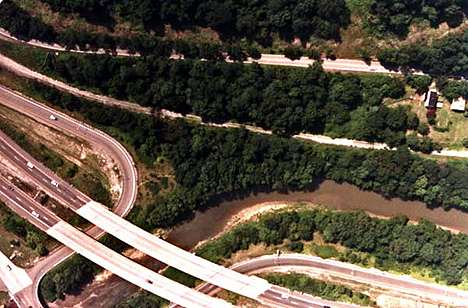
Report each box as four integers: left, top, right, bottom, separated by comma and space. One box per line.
0, 119, 277, 303
0, 86, 356, 308
0, 175, 233, 308
0, 25, 466, 308
0, 84, 141, 306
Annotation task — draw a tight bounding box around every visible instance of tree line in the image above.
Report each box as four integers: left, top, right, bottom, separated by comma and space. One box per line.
378, 29, 468, 77
41, 0, 350, 44
369, 0, 466, 37
263, 272, 375, 306
43, 53, 441, 151
0, 0, 262, 61
197, 209, 468, 285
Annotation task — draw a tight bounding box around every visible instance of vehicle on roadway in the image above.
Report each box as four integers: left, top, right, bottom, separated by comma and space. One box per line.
49, 114, 57, 120
31, 210, 40, 218
27, 162, 34, 169
50, 180, 59, 187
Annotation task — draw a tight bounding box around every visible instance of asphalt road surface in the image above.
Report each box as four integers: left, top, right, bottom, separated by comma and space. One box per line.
0, 26, 405, 76
0, 175, 233, 308
0, 127, 274, 303
187, 254, 468, 307
0, 85, 139, 307
0, 87, 351, 308
0, 30, 465, 308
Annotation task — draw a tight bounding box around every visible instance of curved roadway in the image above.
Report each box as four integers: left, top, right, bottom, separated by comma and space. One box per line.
0, 84, 139, 307
189, 254, 468, 307
0, 173, 232, 308
0, 27, 467, 308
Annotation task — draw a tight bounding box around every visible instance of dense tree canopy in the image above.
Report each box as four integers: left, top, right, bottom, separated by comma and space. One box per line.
41, 0, 351, 43
378, 30, 468, 77
43, 54, 427, 148
0, 1, 261, 60
369, 0, 466, 36
0, 0, 56, 42
28, 81, 468, 218
29, 79, 468, 302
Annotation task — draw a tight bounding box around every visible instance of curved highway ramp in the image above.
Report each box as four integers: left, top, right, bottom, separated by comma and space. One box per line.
0, 175, 233, 308
0, 117, 282, 303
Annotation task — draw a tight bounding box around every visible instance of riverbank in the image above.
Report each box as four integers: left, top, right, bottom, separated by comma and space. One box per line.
49, 180, 468, 307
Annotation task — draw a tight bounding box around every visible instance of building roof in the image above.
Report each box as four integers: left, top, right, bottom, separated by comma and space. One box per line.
450, 96, 466, 111
424, 91, 438, 108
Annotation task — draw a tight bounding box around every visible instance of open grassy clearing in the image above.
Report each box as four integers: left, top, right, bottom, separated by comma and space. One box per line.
392, 91, 468, 149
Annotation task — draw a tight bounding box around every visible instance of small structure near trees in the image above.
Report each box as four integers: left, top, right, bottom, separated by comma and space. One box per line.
450, 96, 466, 112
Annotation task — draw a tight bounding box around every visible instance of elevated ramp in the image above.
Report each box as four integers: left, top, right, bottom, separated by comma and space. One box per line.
47, 221, 233, 308
78, 201, 271, 300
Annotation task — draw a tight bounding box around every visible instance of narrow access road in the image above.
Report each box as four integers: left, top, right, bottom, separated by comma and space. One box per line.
0, 27, 404, 76
1, 53, 467, 160
189, 254, 468, 307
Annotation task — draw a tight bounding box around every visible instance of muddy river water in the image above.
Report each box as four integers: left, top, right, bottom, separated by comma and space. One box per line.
52, 180, 468, 307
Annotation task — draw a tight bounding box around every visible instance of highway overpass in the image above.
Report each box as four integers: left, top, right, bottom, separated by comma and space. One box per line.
0, 175, 233, 308
0, 128, 277, 302
0, 89, 350, 307
0, 249, 33, 308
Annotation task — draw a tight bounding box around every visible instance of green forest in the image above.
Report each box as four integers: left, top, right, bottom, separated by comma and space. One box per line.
37, 53, 443, 152
0, 0, 466, 78
369, 0, 466, 36
197, 209, 468, 285
40, 0, 351, 43
24, 0, 468, 42
378, 30, 468, 77
23, 79, 467, 300
0, 0, 262, 60
28, 81, 468, 217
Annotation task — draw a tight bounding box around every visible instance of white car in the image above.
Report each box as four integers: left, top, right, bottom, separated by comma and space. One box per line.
31, 211, 40, 218
49, 114, 57, 121
27, 162, 34, 169
50, 180, 59, 187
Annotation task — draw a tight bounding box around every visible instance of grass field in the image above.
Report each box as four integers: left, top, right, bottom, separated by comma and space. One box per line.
395, 93, 468, 149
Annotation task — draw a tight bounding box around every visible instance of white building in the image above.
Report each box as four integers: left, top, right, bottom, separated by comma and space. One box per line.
450, 96, 466, 112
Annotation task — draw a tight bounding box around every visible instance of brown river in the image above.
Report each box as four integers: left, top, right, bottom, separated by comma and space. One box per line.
50, 180, 468, 307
